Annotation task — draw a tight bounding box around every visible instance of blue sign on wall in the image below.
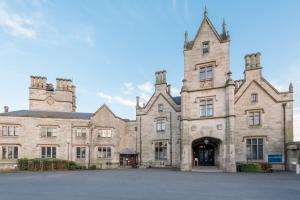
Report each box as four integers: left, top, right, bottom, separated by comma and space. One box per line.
268, 154, 282, 163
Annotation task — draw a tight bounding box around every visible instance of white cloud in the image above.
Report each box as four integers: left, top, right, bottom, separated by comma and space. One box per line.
0, 3, 36, 39
171, 86, 181, 96
97, 92, 135, 107
294, 107, 300, 141
269, 80, 288, 92
138, 81, 153, 94
122, 82, 134, 95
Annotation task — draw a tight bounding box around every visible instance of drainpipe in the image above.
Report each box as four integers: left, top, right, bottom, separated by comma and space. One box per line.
282, 103, 287, 171
139, 116, 142, 166
169, 112, 173, 167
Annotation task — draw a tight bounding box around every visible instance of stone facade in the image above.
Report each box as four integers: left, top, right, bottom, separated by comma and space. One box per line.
0, 10, 294, 171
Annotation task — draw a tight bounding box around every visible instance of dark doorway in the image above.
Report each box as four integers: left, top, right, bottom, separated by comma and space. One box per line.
192, 137, 219, 166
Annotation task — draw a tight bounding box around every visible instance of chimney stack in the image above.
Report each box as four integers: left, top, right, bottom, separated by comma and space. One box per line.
244, 52, 262, 70
4, 106, 9, 113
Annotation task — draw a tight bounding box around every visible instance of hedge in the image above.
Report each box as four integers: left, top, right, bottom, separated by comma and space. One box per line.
237, 163, 262, 172
17, 158, 89, 171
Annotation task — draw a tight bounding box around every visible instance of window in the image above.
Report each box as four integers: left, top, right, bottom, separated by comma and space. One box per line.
41, 146, 56, 158
248, 112, 261, 126
74, 128, 87, 138
251, 93, 258, 103
97, 129, 112, 138
155, 141, 167, 160
156, 119, 166, 132
246, 138, 264, 161
1, 126, 18, 136
2, 146, 18, 159
200, 100, 213, 117
202, 41, 209, 54
97, 147, 112, 159
199, 66, 213, 81
76, 147, 86, 159
158, 104, 164, 112
41, 127, 57, 137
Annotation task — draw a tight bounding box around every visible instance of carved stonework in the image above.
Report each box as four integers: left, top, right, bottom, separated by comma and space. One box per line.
199, 80, 213, 89
46, 96, 55, 105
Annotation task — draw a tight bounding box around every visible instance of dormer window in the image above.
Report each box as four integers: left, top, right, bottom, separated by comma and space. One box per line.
199, 66, 213, 81
251, 93, 258, 103
202, 41, 210, 54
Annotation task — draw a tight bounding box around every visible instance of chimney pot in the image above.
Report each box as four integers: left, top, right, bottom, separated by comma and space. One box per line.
4, 106, 9, 113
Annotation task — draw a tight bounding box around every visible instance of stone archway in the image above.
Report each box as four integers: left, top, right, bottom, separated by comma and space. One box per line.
192, 137, 221, 167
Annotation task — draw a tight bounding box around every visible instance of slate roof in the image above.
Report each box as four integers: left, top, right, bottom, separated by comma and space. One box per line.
0, 110, 93, 119
172, 96, 181, 105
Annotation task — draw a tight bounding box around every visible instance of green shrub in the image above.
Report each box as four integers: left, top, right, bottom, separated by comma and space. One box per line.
239, 163, 262, 172
18, 159, 29, 170
67, 161, 78, 170
89, 165, 97, 170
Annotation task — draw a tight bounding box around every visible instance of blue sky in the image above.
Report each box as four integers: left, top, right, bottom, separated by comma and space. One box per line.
0, 0, 299, 140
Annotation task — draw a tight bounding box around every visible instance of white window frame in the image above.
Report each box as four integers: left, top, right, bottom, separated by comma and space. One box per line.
251, 93, 258, 103
248, 111, 261, 126
41, 146, 57, 158
76, 147, 86, 159
246, 138, 264, 161
97, 146, 112, 159
74, 128, 87, 138
156, 119, 166, 132
2, 146, 18, 159
1, 126, 18, 136
41, 127, 57, 137
154, 141, 167, 161
199, 66, 213, 81
200, 99, 213, 117
158, 104, 164, 112
97, 129, 112, 138
202, 41, 210, 54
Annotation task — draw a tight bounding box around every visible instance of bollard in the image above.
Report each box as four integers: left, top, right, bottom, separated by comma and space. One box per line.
297, 164, 300, 175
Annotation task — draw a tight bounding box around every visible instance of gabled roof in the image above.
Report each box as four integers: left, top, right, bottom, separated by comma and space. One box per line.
0, 110, 92, 119
172, 96, 181, 105
92, 104, 130, 122
185, 14, 225, 50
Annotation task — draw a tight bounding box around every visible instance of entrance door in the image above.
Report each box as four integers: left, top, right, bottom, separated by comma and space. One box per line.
198, 144, 214, 166
193, 143, 214, 166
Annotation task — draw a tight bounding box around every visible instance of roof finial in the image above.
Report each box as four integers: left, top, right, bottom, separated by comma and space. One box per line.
204, 6, 208, 17
289, 82, 293, 93
222, 18, 227, 33
184, 31, 188, 43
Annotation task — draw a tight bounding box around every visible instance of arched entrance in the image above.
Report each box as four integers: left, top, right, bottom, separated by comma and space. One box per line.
192, 137, 220, 167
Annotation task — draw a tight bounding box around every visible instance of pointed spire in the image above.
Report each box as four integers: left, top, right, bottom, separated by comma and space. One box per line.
222, 18, 227, 34
184, 31, 189, 50
289, 82, 293, 93
204, 6, 208, 17
221, 18, 230, 41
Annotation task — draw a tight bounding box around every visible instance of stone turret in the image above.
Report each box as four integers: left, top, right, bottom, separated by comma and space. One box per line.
29, 76, 76, 112
244, 52, 261, 70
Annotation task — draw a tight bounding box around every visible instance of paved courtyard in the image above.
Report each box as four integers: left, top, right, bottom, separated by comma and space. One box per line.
0, 169, 299, 200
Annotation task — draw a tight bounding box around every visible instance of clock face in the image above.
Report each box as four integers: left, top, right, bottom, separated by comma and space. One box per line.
46, 96, 55, 105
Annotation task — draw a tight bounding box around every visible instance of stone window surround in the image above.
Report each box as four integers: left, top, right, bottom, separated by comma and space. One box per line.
245, 109, 264, 128
0, 125, 20, 137
158, 103, 164, 112
251, 93, 258, 103
154, 117, 167, 133
73, 127, 88, 138
245, 137, 265, 161
96, 146, 112, 159
1, 145, 19, 160
199, 99, 214, 117
202, 41, 210, 54
38, 125, 59, 138
40, 146, 57, 158
76, 146, 86, 159
96, 129, 113, 138
199, 65, 213, 81
153, 140, 168, 161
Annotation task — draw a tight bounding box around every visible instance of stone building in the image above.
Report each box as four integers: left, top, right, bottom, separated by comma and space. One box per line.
0, 10, 294, 172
